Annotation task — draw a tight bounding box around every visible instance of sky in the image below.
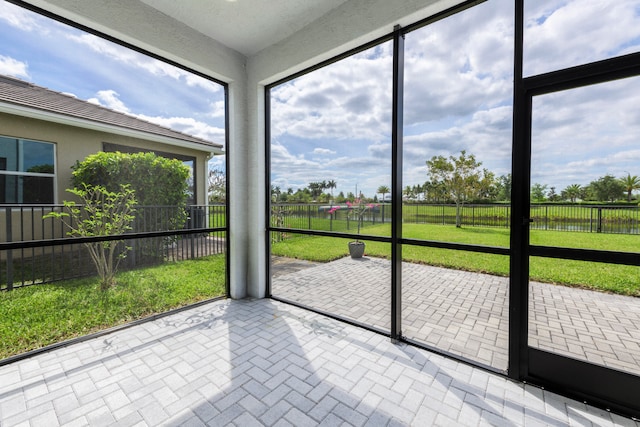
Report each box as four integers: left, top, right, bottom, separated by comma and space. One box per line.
1, 1, 639, 200
269, 0, 640, 199
0, 0, 226, 171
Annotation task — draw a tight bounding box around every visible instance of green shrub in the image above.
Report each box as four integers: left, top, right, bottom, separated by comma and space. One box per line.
72, 151, 189, 208
71, 152, 191, 260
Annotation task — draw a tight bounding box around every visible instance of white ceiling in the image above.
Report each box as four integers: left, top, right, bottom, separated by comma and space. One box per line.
138, 0, 352, 56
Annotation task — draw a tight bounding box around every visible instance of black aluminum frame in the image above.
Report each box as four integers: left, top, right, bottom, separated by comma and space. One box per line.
266, 0, 640, 419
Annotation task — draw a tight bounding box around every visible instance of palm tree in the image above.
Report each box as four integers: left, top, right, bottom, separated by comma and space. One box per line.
377, 185, 390, 202
562, 184, 582, 203
619, 173, 640, 202
327, 180, 337, 204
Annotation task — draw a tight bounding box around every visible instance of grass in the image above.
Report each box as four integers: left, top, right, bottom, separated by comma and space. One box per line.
0, 254, 226, 360
272, 224, 640, 296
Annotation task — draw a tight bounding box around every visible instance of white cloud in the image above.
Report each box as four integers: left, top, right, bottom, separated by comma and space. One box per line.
270, 141, 391, 196
87, 89, 224, 144
88, 89, 131, 113
138, 114, 225, 144
209, 100, 226, 118
185, 73, 222, 93
0, 2, 46, 32
403, 0, 514, 127
271, 141, 318, 168
271, 41, 394, 143
402, 105, 513, 189
524, 0, 640, 75
313, 148, 336, 155
269, 0, 516, 196
0, 55, 29, 78
67, 33, 221, 93
268, 0, 640, 197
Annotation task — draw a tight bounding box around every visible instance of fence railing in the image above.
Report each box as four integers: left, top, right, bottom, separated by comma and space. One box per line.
1, 204, 226, 290
271, 203, 640, 235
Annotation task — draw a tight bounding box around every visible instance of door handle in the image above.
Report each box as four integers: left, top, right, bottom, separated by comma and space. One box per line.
523, 217, 534, 225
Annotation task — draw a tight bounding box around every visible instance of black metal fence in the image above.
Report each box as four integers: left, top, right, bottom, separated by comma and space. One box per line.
1, 204, 226, 290
271, 203, 640, 234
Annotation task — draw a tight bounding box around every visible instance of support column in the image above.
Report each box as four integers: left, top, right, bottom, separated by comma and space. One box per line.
391, 25, 404, 342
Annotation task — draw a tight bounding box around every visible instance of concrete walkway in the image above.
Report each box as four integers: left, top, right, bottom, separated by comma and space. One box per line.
1, 298, 638, 426
272, 256, 640, 375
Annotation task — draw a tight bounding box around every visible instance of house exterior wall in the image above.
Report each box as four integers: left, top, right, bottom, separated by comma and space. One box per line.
0, 111, 211, 207
0, 111, 213, 254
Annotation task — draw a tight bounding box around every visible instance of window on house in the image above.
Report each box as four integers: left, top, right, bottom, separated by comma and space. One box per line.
0, 136, 55, 204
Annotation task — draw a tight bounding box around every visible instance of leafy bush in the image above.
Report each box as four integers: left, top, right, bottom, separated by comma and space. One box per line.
72, 151, 189, 208
72, 152, 191, 260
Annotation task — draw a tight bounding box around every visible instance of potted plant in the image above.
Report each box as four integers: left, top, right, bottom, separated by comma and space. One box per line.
345, 198, 375, 258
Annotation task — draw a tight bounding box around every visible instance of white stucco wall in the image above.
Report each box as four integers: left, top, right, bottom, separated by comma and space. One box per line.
23, 0, 462, 299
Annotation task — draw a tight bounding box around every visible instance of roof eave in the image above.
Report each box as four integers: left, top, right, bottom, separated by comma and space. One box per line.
0, 102, 224, 156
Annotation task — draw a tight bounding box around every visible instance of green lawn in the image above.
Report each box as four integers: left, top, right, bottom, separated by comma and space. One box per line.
272, 224, 640, 296
0, 254, 226, 360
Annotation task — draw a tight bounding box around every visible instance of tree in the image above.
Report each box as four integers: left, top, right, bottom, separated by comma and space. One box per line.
424, 180, 447, 202
426, 150, 493, 227
495, 174, 511, 202
289, 188, 311, 203
562, 184, 582, 203
547, 186, 561, 202
208, 168, 226, 203
619, 173, 640, 202
307, 182, 324, 200
587, 174, 625, 202
44, 184, 137, 290
270, 185, 281, 203
377, 185, 390, 202
403, 186, 414, 200
413, 183, 426, 201
530, 183, 548, 202
326, 179, 337, 203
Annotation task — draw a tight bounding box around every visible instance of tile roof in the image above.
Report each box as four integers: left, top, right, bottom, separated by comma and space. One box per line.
0, 75, 222, 150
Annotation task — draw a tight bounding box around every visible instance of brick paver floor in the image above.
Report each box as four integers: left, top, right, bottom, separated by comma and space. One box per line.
1, 298, 638, 426
272, 256, 640, 375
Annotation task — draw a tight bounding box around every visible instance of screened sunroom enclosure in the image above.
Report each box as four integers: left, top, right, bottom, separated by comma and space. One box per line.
7, 0, 640, 420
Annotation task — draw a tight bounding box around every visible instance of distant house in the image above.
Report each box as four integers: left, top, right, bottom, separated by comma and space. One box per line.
0, 74, 223, 206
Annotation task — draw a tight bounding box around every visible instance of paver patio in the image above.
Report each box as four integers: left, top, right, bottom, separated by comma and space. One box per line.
271, 256, 640, 375
1, 298, 638, 426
